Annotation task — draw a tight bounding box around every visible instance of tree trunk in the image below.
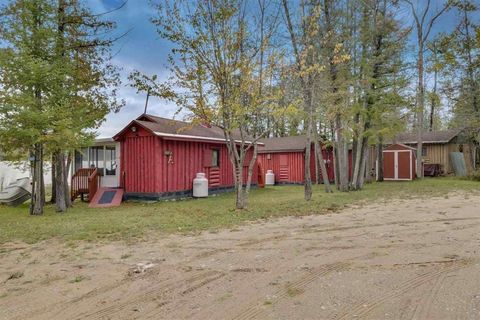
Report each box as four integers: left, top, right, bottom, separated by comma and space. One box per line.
364, 147, 372, 183
357, 139, 369, 188
376, 138, 384, 182
54, 151, 67, 212
235, 162, 245, 210
335, 114, 349, 192
304, 117, 313, 201
351, 130, 364, 190
50, 155, 56, 203
429, 43, 438, 132
332, 124, 340, 188
314, 140, 321, 184
313, 126, 333, 193
226, 135, 247, 210
245, 142, 259, 206
65, 151, 72, 208
31, 143, 44, 215
416, 41, 424, 179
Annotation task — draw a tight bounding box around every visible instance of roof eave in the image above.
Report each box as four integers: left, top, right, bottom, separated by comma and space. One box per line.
155, 132, 262, 145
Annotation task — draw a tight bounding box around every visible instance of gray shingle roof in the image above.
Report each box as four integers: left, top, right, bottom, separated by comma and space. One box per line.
392, 129, 462, 144
258, 136, 308, 153
114, 113, 252, 143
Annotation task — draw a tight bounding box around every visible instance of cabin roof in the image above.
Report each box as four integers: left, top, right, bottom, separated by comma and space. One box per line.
259, 136, 309, 153
113, 113, 258, 144
392, 129, 463, 145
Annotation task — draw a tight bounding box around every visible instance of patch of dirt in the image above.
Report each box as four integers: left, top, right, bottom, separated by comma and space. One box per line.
1, 193, 480, 320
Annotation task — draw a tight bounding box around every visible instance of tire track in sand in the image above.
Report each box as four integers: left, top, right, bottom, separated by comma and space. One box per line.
409, 272, 447, 320
330, 259, 471, 320
70, 269, 222, 320
231, 262, 349, 320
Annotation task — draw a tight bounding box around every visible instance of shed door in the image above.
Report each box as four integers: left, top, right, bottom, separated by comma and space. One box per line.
383, 152, 395, 179
397, 151, 411, 179
279, 154, 289, 182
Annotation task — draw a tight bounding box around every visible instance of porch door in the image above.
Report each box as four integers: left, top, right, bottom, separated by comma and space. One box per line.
101, 145, 120, 188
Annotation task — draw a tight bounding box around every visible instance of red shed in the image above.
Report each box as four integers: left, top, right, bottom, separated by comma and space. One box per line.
257, 136, 335, 184
383, 143, 417, 181
113, 114, 259, 200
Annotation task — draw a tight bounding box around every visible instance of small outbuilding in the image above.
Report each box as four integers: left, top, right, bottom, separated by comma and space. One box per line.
383, 144, 417, 181
391, 129, 477, 175
257, 136, 335, 184
112, 114, 259, 200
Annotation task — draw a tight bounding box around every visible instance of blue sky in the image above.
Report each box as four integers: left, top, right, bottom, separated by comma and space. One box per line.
84, 0, 177, 138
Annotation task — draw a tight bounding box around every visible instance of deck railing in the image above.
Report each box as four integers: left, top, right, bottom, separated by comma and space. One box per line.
71, 168, 100, 202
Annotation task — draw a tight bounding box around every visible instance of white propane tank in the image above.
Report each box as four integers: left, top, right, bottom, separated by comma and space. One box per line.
193, 173, 208, 197
265, 170, 275, 185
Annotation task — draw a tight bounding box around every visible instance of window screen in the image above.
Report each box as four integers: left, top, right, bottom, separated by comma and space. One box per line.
89, 146, 105, 175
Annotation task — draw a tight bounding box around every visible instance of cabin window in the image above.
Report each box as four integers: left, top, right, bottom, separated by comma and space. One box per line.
212, 149, 220, 167
105, 146, 117, 176
89, 147, 105, 175
458, 144, 463, 152
422, 146, 427, 157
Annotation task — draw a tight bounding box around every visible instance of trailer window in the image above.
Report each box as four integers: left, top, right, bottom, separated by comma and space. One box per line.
212, 149, 220, 167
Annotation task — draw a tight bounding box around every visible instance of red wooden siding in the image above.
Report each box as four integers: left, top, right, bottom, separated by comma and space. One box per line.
119, 126, 258, 195
258, 152, 305, 183
257, 148, 342, 184
121, 127, 159, 193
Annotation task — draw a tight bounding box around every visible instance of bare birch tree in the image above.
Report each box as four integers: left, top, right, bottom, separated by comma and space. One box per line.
403, 0, 451, 178
152, 0, 282, 209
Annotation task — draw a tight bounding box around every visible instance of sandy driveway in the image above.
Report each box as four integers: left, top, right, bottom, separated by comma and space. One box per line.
1, 193, 480, 320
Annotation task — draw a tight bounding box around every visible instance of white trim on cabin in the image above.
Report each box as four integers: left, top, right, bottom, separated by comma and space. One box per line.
153, 131, 258, 145
410, 150, 413, 180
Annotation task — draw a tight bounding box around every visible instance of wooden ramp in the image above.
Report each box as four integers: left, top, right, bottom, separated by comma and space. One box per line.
89, 188, 124, 208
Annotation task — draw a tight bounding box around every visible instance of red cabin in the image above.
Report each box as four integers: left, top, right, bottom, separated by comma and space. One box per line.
113, 114, 259, 200
257, 136, 335, 184
383, 143, 417, 181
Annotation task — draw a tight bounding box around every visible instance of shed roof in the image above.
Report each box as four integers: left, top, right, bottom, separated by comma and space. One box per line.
392, 129, 462, 144
113, 113, 256, 144
384, 143, 416, 151
258, 136, 309, 153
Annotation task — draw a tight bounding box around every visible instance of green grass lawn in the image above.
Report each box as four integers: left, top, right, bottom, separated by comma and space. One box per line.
0, 178, 478, 245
